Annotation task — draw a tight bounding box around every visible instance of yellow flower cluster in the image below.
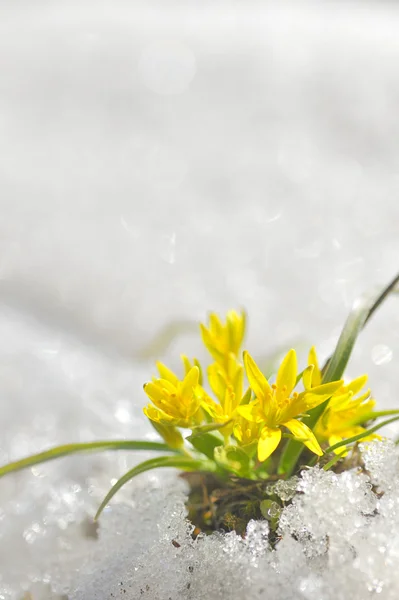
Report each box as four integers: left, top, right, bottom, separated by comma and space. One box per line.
143, 311, 375, 464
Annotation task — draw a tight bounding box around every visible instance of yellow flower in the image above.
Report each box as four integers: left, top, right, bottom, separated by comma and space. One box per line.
143, 362, 202, 428
181, 354, 203, 386
306, 347, 379, 453
315, 375, 378, 453
201, 355, 244, 436
238, 350, 343, 462
307, 346, 322, 387
200, 310, 246, 364
233, 414, 260, 450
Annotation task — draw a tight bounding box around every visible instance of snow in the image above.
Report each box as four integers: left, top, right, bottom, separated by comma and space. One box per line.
1, 1, 399, 598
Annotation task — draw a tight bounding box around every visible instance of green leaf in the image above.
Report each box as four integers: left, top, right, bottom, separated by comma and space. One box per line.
186, 432, 223, 460
278, 273, 399, 477
94, 455, 208, 520
213, 445, 251, 477
0, 440, 175, 479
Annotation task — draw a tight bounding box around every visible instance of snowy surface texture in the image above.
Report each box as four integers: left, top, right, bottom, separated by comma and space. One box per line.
1, 1, 399, 598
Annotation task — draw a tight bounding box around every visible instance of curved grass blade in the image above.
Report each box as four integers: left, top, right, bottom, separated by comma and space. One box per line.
323, 415, 399, 455
344, 409, 399, 429
0, 440, 175, 479
94, 455, 209, 520
321, 272, 399, 377
322, 451, 346, 471
278, 273, 399, 477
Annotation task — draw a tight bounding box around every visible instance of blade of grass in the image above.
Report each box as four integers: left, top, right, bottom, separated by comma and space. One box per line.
94, 455, 211, 520
278, 273, 399, 477
323, 451, 346, 471
323, 415, 399, 455
344, 409, 399, 429
321, 272, 399, 377
0, 440, 176, 478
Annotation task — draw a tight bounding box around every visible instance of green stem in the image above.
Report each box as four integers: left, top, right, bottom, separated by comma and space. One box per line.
0, 440, 177, 478
95, 455, 215, 520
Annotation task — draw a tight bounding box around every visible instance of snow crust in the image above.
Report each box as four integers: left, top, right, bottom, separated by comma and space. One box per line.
1, 1, 399, 598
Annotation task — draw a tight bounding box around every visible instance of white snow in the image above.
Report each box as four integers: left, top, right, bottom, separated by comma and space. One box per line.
1, 1, 399, 598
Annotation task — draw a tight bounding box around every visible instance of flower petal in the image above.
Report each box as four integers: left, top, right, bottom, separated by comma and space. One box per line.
304, 380, 344, 409
302, 365, 314, 391
143, 404, 173, 424
308, 346, 322, 386
283, 419, 323, 456
345, 374, 368, 396
201, 396, 224, 421
311, 380, 344, 395
237, 403, 261, 423
143, 381, 166, 405
276, 349, 297, 399
181, 355, 192, 375
209, 313, 223, 336
200, 324, 224, 362
257, 426, 282, 462
227, 310, 246, 355
180, 366, 199, 400
208, 363, 226, 403
156, 362, 179, 385
328, 434, 348, 456
243, 351, 271, 400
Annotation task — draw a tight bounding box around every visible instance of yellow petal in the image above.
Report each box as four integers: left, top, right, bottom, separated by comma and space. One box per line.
345, 375, 368, 396
237, 403, 261, 423
257, 427, 282, 462
329, 391, 353, 412
201, 396, 224, 421
284, 419, 323, 456
181, 355, 192, 376
302, 365, 314, 391
308, 346, 322, 386
200, 324, 224, 362
243, 351, 271, 400
208, 363, 226, 403
233, 423, 243, 442
310, 379, 343, 396
304, 380, 344, 409
143, 381, 166, 405
227, 310, 246, 354
143, 404, 172, 424
209, 313, 223, 336
276, 349, 297, 399
327, 434, 348, 456
149, 420, 184, 449
180, 366, 199, 399
232, 364, 244, 409
156, 362, 179, 385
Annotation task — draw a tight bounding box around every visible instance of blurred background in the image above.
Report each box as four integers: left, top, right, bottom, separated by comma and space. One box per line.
1, 1, 399, 596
